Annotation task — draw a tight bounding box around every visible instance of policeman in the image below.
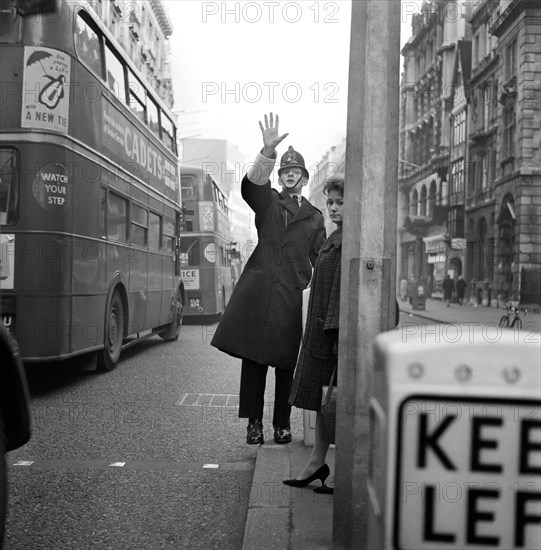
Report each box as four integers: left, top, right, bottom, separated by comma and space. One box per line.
211, 113, 326, 444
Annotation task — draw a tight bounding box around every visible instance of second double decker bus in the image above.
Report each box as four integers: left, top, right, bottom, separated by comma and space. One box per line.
180, 166, 234, 320
0, 0, 185, 370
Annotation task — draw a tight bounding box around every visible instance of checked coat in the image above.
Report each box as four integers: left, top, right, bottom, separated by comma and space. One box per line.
289, 227, 342, 411
210, 173, 326, 370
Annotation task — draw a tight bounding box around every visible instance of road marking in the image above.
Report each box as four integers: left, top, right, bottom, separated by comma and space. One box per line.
176, 393, 239, 408
10, 459, 253, 472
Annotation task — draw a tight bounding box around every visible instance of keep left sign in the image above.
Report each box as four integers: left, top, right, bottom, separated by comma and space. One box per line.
394, 396, 541, 549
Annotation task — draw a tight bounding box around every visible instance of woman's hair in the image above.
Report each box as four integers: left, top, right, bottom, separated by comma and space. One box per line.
323, 173, 344, 196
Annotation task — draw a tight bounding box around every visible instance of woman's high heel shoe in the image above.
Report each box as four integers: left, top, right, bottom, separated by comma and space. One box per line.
282, 464, 330, 487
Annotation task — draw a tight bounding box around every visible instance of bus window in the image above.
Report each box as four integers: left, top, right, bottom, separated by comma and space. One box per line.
107, 192, 128, 242
163, 217, 175, 252
0, 148, 18, 226
130, 203, 148, 247
105, 43, 127, 103
161, 113, 175, 153
128, 70, 146, 124
146, 95, 160, 139
181, 175, 195, 201
180, 237, 200, 267
75, 12, 103, 77
148, 212, 161, 249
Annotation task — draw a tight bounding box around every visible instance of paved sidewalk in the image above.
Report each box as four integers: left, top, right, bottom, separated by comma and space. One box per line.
242, 297, 540, 549
242, 439, 334, 550
400, 297, 540, 331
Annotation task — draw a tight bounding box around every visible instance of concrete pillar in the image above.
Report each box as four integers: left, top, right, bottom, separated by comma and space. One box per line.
333, 0, 401, 548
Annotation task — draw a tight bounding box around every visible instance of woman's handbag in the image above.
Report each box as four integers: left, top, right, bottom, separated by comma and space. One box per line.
320, 366, 337, 444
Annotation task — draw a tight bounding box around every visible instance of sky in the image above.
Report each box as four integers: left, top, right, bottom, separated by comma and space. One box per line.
164, 0, 423, 170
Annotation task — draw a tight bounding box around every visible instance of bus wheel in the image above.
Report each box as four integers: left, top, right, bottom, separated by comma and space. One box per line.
98, 290, 124, 372
160, 294, 183, 342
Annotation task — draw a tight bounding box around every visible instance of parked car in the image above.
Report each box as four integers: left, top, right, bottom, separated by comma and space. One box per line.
0, 325, 31, 548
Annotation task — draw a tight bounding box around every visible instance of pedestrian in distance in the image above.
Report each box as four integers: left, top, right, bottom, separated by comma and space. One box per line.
456, 275, 467, 305
211, 113, 326, 445
443, 274, 454, 307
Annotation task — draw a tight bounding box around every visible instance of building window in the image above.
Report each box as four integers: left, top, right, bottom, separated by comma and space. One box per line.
503, 105, 515, 160
410, 189, 418, 216
505, 39, 517, 81
488, 79, 498, 124
452, 111, 465, 147
481, 153, 488, 191
448, 207, 464, 239
420, 185, 427, 217
468, 156, 478, 196
489, 149, 497, 185
450, 159, 464, 198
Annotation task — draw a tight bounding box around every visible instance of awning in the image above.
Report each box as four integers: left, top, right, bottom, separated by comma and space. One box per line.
451, 238, 466, 250
423, 234, 446, 253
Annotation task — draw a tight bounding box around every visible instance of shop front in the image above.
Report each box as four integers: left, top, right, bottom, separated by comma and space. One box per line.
423, 235, 446, 298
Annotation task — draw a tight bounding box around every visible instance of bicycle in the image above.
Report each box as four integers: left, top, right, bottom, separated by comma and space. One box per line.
498, 303, 528, 329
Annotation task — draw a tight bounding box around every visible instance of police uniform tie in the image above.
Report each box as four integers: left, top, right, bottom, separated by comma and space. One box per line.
292, 195, 300, 208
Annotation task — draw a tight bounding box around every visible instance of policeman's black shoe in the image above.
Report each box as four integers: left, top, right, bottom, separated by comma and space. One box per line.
246, 418, 264, 445
273, 425, 292, 444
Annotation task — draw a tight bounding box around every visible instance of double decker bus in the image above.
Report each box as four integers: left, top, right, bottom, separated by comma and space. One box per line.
180, 166, 234, 320
0, 0, 185, 370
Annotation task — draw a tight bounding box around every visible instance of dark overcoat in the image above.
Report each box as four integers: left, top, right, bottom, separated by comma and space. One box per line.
289, 228, 342, 411
210, 175, 326, 370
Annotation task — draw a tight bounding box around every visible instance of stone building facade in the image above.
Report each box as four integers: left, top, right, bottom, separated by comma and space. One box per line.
398, 0, 540, 305
466, 0, 500, 305
87, 0, 174, 108
488, 0, 541, 305
398, 0, 468, 298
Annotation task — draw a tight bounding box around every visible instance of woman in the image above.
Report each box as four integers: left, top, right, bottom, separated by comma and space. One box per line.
283, 173, 344, 494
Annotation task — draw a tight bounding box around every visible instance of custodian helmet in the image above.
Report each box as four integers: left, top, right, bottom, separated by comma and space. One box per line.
278, 146, 309, 180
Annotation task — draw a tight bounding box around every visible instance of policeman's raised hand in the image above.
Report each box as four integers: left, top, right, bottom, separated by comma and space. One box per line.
259, 113, 289, 157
